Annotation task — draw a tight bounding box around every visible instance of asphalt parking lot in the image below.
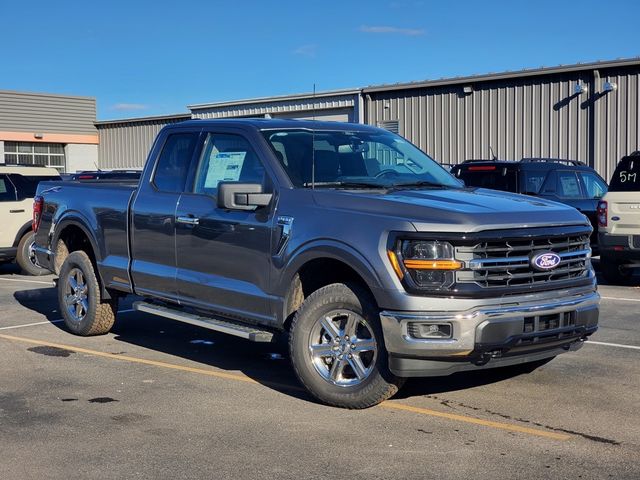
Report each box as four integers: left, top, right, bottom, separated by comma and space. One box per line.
1, 261, 638, 480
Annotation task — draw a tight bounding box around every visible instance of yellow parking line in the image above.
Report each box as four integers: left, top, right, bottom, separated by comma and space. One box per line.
379, 402, 570, 440
0, 332, 569, 440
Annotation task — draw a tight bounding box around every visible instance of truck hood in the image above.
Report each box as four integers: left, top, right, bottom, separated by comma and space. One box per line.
312, 187, 590, 232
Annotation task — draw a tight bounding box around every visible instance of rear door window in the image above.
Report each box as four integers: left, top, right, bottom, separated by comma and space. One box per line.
609, 156, 640, 192
153, 133, 199, 193
0, 175, 17, 202
556, 171, 583, 198
8, 174, 59, 199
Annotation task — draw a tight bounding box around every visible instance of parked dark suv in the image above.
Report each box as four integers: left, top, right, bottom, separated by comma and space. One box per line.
451, 158, 608, 247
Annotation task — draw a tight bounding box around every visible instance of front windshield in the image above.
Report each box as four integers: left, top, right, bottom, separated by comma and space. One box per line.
261, 128, 462, 189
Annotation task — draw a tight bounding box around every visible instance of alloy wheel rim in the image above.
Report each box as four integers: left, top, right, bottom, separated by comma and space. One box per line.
307, 310, 377, 387
64, 268, 89, 322
28, 241, 38, 267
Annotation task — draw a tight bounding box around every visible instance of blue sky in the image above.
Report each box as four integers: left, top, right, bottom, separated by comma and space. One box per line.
2, 0, 638, 120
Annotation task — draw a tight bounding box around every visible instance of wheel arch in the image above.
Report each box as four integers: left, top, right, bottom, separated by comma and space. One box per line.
278, 241, 386, 330
12, 221, 34, 247
53, 216, 111, 299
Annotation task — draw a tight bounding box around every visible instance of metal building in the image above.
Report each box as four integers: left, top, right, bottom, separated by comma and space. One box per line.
0, 90, 98, 173
189, 89, 362, 123
364, 58, 640, 181
96, 113, 190, 169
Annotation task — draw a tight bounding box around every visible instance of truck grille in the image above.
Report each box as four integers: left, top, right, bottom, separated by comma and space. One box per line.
458, 232, 591, 289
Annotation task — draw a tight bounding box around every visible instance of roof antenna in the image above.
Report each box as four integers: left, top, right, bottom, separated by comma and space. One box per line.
311, 83, 316, 189
489, 145, 497, 161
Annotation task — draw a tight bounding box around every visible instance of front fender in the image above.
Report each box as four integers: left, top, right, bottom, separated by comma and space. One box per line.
277, 239, 388, 306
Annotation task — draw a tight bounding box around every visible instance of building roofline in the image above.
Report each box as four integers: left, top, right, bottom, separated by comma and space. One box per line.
95, 113, 192, 126
362, 57, 640, 94
188, 88, 361, 110
0, 88, 96, 102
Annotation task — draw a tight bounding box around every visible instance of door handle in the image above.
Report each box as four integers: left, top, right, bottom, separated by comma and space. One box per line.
9, 209, 25, 213
176, 216, 200, 226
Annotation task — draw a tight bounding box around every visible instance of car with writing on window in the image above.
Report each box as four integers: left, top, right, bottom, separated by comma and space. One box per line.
597, 152, 640, 284
450, 158, 607, 249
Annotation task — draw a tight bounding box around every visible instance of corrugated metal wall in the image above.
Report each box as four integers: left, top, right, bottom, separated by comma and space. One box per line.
96, 115, 190, 169
0, 90, 97, 134
191, 93, 357, 121
365, 64, 640, 179
594, 67, 640, 181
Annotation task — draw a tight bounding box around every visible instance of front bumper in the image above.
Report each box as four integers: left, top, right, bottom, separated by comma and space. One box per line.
380, 290, 599, 377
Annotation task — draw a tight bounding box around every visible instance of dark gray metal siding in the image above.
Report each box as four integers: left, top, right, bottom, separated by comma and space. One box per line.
0, 90, 97, 134
365, 63, 640, 179
96, 115, 190, 169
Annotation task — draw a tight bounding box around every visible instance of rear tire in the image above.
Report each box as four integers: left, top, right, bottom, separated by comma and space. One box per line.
58, 250, 117, 336
16, 232, 49, 276
289, 282, 404, 409
600, 255, 635, 285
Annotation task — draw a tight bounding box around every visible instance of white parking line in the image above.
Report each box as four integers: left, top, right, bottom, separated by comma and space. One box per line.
0, 277, 55, 286
600, 296, 640, 303
0, 309, 135, 331
0, 319, 64, 330
587, 340, 640, 351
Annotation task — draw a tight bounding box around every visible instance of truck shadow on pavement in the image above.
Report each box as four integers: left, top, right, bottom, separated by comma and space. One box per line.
13, 286, 548, 406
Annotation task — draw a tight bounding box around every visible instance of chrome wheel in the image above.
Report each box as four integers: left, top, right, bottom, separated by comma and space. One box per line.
64, 268, 89, 322
308, 310, 377, 387
28, 241, 38, 267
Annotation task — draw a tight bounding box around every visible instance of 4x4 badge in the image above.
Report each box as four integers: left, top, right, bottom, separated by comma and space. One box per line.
531, 251, 561, 271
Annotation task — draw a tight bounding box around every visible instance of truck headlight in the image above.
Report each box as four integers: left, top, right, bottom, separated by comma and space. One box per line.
388, 240, 462, 290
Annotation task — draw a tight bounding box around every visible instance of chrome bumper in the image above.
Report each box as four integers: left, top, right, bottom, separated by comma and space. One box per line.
380, 290, 600, 359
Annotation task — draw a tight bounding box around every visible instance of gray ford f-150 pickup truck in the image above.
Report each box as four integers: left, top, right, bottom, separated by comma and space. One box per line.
33, 119, 599, 408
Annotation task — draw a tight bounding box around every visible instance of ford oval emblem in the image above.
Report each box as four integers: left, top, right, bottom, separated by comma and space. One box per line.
531, 252, 561, 271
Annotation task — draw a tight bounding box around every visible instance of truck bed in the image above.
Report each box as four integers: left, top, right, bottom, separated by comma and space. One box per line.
34, 181, 137, 294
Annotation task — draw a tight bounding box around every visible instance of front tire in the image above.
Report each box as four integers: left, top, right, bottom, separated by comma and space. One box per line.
58, 251, 117, 336
289, 283, 404, 409
16, 232, 49, 276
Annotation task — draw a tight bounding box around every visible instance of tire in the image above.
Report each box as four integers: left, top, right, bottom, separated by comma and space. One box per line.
58, 250, 117, 336
289, 282, 404, 409
600, 255, 635, 285
16, 232, 49, 276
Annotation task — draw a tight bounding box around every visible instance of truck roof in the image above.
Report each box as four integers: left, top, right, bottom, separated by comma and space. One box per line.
170, 118, 383, 132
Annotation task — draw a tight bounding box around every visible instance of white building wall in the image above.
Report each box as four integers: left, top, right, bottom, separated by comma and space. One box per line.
65, 144, 99, 173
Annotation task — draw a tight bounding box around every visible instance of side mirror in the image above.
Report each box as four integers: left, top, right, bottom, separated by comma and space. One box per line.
218, 183, 272, 211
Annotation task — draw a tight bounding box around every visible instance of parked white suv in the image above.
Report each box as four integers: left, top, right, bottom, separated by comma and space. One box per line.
0, 166, 60, 275
597, 152, 640, 284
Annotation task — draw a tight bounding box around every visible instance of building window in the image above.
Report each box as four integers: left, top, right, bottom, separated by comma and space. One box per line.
4, 142, 66, 172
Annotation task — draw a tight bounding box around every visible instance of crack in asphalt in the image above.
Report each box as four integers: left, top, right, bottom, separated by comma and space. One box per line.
425, 395, 621, 446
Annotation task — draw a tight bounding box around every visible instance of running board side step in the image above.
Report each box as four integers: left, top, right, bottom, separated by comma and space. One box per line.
133, 301, 275, 342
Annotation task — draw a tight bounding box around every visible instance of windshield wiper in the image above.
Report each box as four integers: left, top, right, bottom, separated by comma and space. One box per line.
388, 180, 449, 190
303, 181, 388, 189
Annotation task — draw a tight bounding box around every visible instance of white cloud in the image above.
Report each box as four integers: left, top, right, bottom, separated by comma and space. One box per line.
110, 103, 150, 111
293, 44, 317, 57
359, 25, 425, 36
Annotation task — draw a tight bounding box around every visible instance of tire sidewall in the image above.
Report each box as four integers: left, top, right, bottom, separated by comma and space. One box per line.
289, 283, 397, 407
17, 232, 48, 276
58, 251, 101, 335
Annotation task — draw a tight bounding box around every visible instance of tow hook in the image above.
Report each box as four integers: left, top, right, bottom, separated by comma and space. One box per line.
473, 350, 503, 366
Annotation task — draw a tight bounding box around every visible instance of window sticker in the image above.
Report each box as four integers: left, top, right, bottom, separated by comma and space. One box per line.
0, 179, 7, 193
204, 151, 247, 188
